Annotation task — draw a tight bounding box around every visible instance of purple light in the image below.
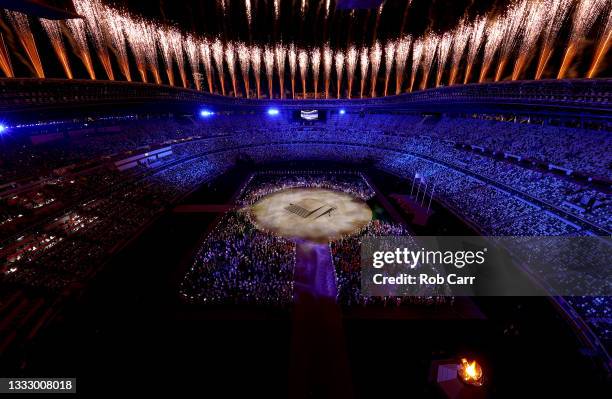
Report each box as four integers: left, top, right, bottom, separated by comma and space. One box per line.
200, 109, 214, 118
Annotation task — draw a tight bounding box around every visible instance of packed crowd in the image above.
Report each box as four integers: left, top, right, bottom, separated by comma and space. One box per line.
181, 211, 295, 306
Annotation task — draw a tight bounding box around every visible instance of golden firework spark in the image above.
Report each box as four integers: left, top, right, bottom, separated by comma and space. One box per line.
104, 7, 131, 81
288, 43, 297, 98
0, 33, 13, 78
186, 35, 201, 90
73, 0, 113, 80
435, 32, 453, 87
335, 49, 345, 98
495, 0, 528, 82
346, 46, 358, 99
587, 6, 612, 78
298, 48, 309, 98
323, 44, 333, 99
40, 19, 72, 79
200, 39, 214, 92
250, 44, 262, 98
512, 1, 548, 80
480, 18, 504, 82
66, 18, 95, 79
5, 11, 44, 78
420, 34, 438, 90
449, 20, 471, 85
535, 0, 572, 79
274, 43, 287, 98
359, 47, 369, 98
212, 38, 226, 95
464, 16, 486, 84
395, 35, 411, 94
158, 27, 176, 86
311, 47, 321, 98
383, 40, 396, 96
369, 41, 382, 97
264, 45, 275, 98
238, 42, 252, 98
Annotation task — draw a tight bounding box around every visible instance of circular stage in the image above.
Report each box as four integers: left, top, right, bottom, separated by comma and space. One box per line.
250, 187, 373, 242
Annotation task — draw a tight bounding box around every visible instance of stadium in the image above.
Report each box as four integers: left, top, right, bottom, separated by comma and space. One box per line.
0, 0, 610, 397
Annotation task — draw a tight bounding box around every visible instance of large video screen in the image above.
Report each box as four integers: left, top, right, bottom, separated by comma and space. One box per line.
292, 110, 327, 122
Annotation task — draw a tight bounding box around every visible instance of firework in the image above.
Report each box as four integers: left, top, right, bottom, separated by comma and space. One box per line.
369, 41, 382, 97
435, 32, 452, 87
559, 0, 608, 78
144, 24, 161, 84
394, 36, 411, 94
158, 27, 176, 86
218, 0, 228, 17
335, 50, 345, 98
359, 47, 369, 98
512, 1, 548, 80
250, 45, 262, 98
122, 18, 149, 82
301, 0, 308, 17
5, 11, 44, 78
211, 38, 225, 95
104, 7, 131, 81
383, 40, 396, 96
169, 29, 187, 88
419, 34, 438, 90
311, 47, 321, 98
0, 33, 13, 78
73, 0, 113, 80
66, 18, 96, 79
226, 42, 238, 96
245, 0, 253, 33
274, 43, 287, 98
40, 19, 72, 79
409, 38, 423, 92
346, 46, 357, 98
323, 44, 333, 99
264, 45, 275, 98
238, 42, 251, 98
449, 20, 471, 85
299, 48, 309, 98
495, 1, 528, 81
288, 43, 297, 98
274, 0, 281, 22
200, 39, 214, 92
479, 18, 504, 82
186, 35, 201, 90
535, 0, 572, 79
464, 16, 486, 84
587, 7, 612, 78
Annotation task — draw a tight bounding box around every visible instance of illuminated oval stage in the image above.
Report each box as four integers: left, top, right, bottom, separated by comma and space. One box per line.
250, 188, 373, 243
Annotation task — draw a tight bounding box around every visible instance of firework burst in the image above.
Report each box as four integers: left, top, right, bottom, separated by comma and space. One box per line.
250, 45, 262, 98
495, 1, 528, 81
5, 11, 44, 78
323, 44, 333, 99
288, 43, 297, 98
435, 32, 452, 86
369, 41, 382, 97
559, 0, 608, 78
464, 16, 486, 84
200, 39, 214, 92
480, 18, 504, 82
448, 20, 471, 85
535, 0, 572, 79
40, 19, 72, 79
274, 43, 287, 98
158, 27, 176, 86
212, 38, 226, 95
335, 50, 345, 98
122, 19, 149, 82
66, 18, 95, 79
264, 45, 275, 98
588, 6, 612, 78
359, 47, 369, 97
409, 38, 423, 92
169, 29, 187, 88
226, 42, 238, 96
394, 35, 411, 94
346, 46, 358, 98
0, 33, 13, 78
73, 0, 113, 80
419, 34, 438, 90
512, 1, 548, 80
383, 40, 396, 96
238, 42, 251, 98
104, 7, 131, 81
298, 48, 309, 98
311, 47, 321, 98
186, 35, 201, 90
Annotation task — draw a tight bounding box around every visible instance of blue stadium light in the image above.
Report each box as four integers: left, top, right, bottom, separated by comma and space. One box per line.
199, 109, 214, 118
267, 108, 280, 116
339, 109, 346, 115
0, 124, 7, 134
